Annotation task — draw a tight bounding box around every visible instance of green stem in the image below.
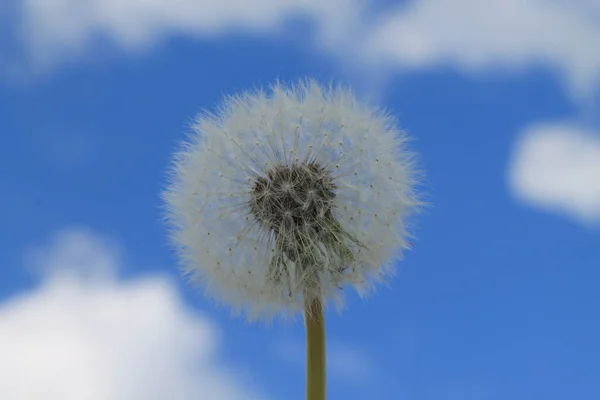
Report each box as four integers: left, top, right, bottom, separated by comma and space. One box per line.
305, 298, 326, 400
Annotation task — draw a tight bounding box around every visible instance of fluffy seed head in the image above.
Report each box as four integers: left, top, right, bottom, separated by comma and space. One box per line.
163, 79, 421, 321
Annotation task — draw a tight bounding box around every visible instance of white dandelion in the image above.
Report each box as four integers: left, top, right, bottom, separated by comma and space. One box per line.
163, 78, 421, 400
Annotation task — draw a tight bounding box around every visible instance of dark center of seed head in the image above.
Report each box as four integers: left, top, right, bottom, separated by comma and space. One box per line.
249, 162, 336, 235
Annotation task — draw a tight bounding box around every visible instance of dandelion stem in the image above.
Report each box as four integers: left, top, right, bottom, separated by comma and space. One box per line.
305, 298, 326, 400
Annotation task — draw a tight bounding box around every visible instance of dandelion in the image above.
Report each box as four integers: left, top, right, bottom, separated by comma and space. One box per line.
163, 79, 421, 400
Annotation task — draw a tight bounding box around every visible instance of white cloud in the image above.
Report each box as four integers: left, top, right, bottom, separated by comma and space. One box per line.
0, 227, 265, 400
14, 0, 362, 72
508, 123, 600, 225
363, 0, 600, 100
8, 0, 600, 100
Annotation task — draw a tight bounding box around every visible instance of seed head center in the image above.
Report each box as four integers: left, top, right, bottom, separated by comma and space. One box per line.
249, 162, 336, 234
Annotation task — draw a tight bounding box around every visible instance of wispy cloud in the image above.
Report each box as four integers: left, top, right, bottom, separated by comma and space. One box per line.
508, 122, 600, 226
363, 0, 600, 101
10, 0, 362, 75
6, 0, 600, 100
0, 227, 266, 400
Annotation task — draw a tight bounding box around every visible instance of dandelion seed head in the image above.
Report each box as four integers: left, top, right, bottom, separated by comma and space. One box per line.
163, 79, 421, 321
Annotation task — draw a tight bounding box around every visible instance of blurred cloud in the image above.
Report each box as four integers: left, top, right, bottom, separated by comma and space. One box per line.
508, 123, 600, 226
364, 0, 600, 101
6, 0, 600, 100
11, 0, 362, 73
0, 227, 265, 400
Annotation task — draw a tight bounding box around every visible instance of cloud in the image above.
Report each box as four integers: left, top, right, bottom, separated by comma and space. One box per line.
274, 337, 374, 383
508, 123, 600, 226
0, 227, 265, 400
363, 0, 600, 100
7, 0, 600, 100
12, 0, 362, 73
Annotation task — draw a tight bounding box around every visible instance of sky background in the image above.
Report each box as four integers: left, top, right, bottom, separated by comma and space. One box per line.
1, 0, 599, 399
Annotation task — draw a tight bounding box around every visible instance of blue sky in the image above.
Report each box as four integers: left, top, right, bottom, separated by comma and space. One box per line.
1, 1, 599, 399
